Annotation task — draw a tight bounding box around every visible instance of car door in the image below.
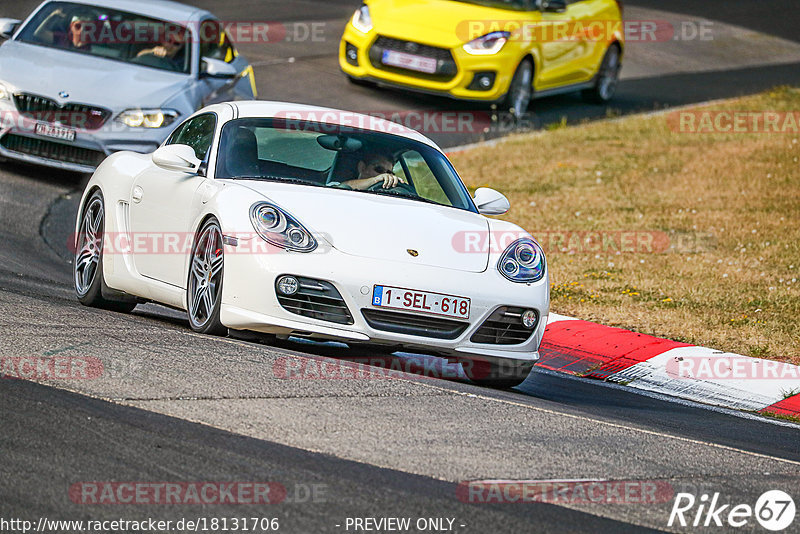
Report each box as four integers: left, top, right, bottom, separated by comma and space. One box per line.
196, 19, 255, 106
128, 113, 217, 287
534, 0, 591, 89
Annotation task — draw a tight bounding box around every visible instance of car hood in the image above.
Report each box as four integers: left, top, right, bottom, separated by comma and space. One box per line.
234, 181, 490, 273
368, 0, 531, 48
0, 40, 190, 110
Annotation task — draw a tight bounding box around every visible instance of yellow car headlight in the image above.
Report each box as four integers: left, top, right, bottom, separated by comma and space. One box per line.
463, 31, 510, 55
351, 4, 372, 33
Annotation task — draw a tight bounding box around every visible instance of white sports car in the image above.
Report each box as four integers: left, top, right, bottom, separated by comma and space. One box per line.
73, 101, 549, 386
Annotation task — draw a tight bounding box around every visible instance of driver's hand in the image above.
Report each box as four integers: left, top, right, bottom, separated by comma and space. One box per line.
374, 173, 407, 189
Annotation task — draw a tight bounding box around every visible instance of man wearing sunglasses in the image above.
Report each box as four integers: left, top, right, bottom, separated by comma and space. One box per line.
340, 152, 408, 190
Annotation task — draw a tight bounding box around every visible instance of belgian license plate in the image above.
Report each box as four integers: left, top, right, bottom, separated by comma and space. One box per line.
372, 285, 470, 320
34, 123, 76, 142
381, 50, 438, 74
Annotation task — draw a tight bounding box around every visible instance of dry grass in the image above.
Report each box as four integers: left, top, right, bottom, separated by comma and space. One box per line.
450, 87, 800, 364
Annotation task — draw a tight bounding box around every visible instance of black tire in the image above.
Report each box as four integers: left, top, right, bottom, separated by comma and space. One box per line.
459, 357, 534, 388
582, 43, 621, 104
186, 218, 227, 336
74, 190, 137, 313
502, 59, 534, 118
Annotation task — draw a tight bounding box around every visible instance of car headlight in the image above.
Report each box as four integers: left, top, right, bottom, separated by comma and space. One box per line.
463, 31, 510, 55
116, 108, 179, 128
0, 82, 10, 101
351, 4, 372, 33
498, 238, 545, 283
250, 202, 317, 253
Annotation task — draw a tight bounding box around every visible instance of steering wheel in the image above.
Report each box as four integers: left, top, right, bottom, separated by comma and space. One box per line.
366, 180, 416, 196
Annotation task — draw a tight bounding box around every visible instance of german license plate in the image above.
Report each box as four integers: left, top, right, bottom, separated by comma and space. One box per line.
34, 123, 76, 142
381, 50, 437, 74
372, 285, 470, 320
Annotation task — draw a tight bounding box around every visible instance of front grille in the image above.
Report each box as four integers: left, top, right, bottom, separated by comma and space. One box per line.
276, 276, 353, 325
369, 36, 457, 81
362, 309, 468, 340
1, 134, 105, 167
13, 93, 111, 130
470, 307, 538, 345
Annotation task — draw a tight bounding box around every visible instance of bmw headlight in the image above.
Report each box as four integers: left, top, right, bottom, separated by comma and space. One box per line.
116, 108, 179, 128
250, 202, 317, 253
351, 4, 372, 33
463, 31, 510, 55
498, 238, 545, 283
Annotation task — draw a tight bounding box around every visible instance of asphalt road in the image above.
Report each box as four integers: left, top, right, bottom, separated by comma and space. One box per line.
1, 1, 800, 533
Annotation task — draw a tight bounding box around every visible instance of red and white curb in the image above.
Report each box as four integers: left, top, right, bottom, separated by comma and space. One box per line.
540, 314, 800, 418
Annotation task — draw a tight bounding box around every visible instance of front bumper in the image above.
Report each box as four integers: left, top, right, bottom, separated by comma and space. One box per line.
0, 100, 172, 173
339, 26, 519, 103
220, 239, 549, 362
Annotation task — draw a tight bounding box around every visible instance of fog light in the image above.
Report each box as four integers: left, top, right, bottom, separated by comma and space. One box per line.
277, 275, 299, 296
345, 42, 359, 66
479, 76, 491, 88
521, 309, 537, 329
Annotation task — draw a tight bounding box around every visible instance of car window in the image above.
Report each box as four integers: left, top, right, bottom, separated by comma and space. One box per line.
215, 118, 477, 212
15, 1, 192, 73
167, 114, 217, 160
199, 20, 237, 64
399, 151, 450, 206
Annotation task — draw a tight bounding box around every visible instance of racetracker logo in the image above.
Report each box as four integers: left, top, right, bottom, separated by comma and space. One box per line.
668, 111, 800, 134
451, 231, 671, 254
273, 110, 492, 135
273, 356, 465, 380
69, 482, 287, 505
455, 19, 712, 43
457, 479, 674, 504
666, 356, 800, 380
68, 20, 326, 44
0, 356, 103, 380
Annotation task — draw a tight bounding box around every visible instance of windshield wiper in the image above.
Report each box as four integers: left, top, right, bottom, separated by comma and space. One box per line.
362, 189, 443, 206
231, 176, 323, 187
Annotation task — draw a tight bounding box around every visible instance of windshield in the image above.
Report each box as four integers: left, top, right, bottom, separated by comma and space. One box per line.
215, 118, 477, 212
16, 1, 192, 73
449, 0, 532, 11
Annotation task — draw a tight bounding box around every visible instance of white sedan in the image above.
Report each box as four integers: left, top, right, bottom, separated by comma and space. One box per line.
73, 101, 549, 387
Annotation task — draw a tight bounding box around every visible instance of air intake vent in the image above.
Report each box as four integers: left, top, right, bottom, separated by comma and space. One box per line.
362, 309, 468, 340
470, 307, 538, 345
276, 276, 353, 325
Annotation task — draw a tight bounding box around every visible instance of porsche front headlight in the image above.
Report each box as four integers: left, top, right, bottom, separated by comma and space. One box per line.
0, 82, 10, 101
116, 108, 179, 128
463, 31, 510, 55
351, 4, 372, 33
250, 202, 317, 253
498, 238, 545, 283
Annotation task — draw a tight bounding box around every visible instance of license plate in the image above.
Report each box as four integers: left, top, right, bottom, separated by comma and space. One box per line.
381, 50, 438, 74
372, 285, 470, 320
34, 123, 76, 142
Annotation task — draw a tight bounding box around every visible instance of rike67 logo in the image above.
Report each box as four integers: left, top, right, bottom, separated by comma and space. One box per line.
669, 490, 795, 531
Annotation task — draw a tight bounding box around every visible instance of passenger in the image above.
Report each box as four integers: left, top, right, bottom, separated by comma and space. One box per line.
136, 28, 187, 70
340, 152, 407, 190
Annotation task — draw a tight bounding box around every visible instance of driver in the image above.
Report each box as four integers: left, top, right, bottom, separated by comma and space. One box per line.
340, 153, 407, 191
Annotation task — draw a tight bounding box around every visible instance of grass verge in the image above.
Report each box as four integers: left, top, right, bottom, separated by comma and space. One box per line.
450, 86, 800, 364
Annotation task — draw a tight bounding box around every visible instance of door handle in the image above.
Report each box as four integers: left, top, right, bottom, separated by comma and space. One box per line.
132, 186, 143, 203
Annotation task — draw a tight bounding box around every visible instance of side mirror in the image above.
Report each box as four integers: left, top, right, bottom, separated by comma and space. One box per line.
539, 0, 567, 13
200, 57, 238, 79
473, 187, 510, 215
0, 18, 21, 40
152, 144, 201, 173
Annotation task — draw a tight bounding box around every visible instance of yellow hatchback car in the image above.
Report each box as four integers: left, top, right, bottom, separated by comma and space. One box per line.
339, 0, 624, 115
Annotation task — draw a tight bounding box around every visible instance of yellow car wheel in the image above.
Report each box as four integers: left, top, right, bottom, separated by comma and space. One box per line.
583, 44, 622, 104
502, 59, 533, 118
